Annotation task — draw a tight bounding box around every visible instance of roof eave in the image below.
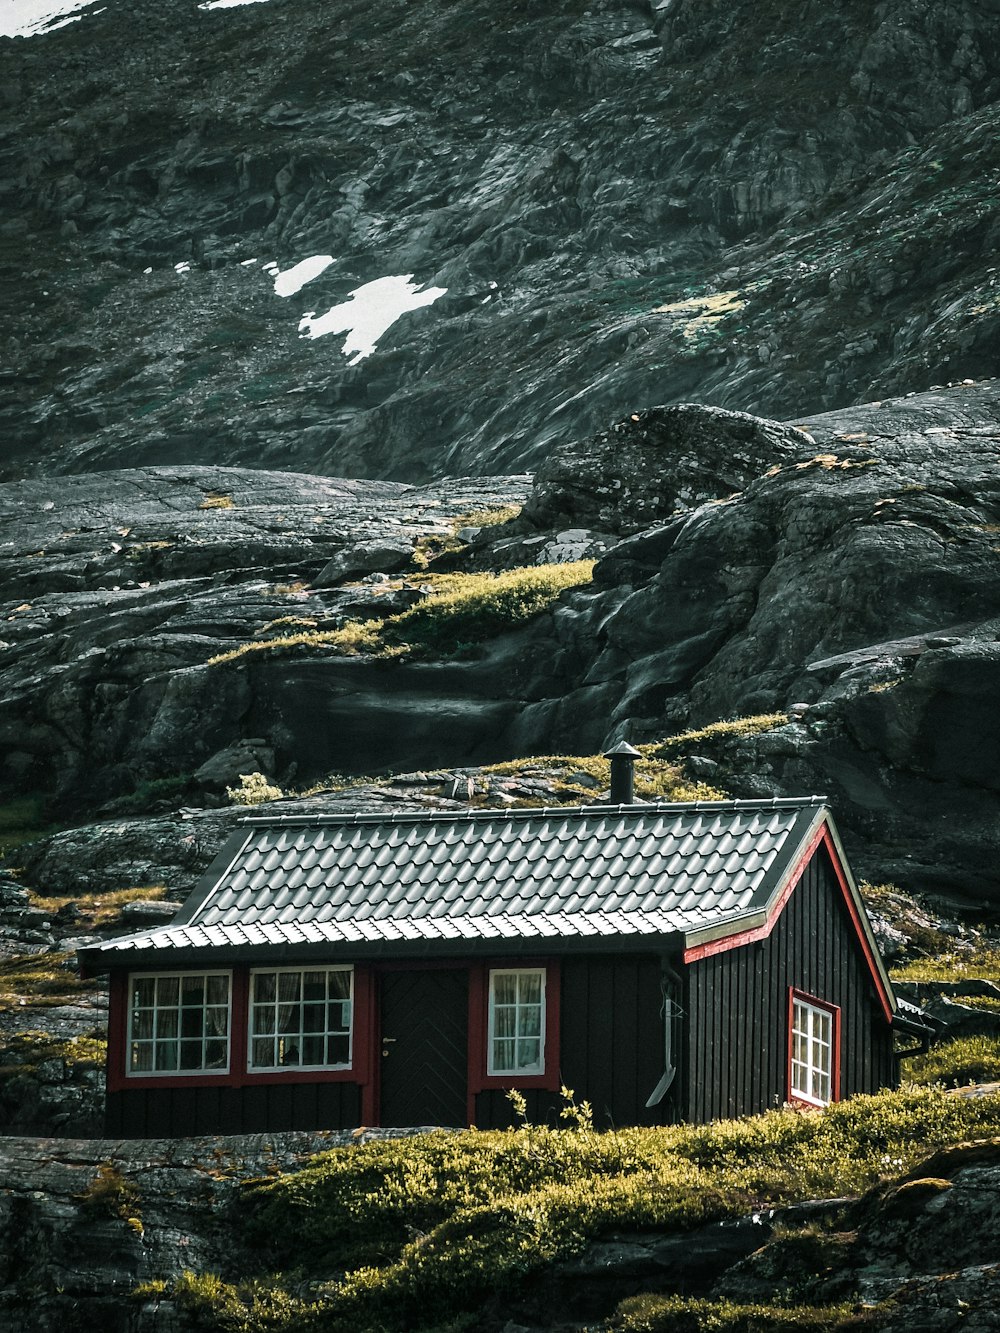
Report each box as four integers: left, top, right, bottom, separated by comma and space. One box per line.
78, 929, 686, 975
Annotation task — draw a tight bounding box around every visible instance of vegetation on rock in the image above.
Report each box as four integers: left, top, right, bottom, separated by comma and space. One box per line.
208, 563, 595, 666
148, 1086, 1000, 1332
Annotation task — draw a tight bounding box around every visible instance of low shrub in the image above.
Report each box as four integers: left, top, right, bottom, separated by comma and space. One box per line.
906, 1035, 1000, 1087
224, 1086, 1000, 1333
226, 773, 285, 806
612, 1293, 876, 1332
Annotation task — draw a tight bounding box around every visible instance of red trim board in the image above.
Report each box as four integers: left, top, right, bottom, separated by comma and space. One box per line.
683, 821, 893, 1023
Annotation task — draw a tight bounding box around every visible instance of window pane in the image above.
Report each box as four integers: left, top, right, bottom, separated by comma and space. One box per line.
517, 1038, 540, 1070
133, 1010, 153, 1040
494, 1007, 515, 1038
278, 973, 301, 1003
252, 1005, 275, 1035
518, 1007, 541, 1038
493, 974, 517, 1005
155, 1009, 178, 1039
518, 973, 542, 1005
130, 1043, 152, 1072
181, 1007, 203, 1038
205, 1039, 227, 1069
206, 1006, 228, 1037
328, 971, 351, 1000
303, 972, 326, 1001
156, 976, 178, 1007
302, 1035, 324, 1065
253, 973, 276, 1003
181, 977, 204, 1007
252, 1037, 274, 1067
493, 1038, 515, 1072
179, 1039, 202, 1070
327, 1034, 350, 1066
206, 975, 229, 1006
155, 1041, 178, 1071
278, 1037, 300, 1065
133, 978, 155, 1008
328, 1001, 349, 1033
303, 1003, 325, 1033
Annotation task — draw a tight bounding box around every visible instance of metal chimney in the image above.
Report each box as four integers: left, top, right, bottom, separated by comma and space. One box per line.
604, 740, 640, 804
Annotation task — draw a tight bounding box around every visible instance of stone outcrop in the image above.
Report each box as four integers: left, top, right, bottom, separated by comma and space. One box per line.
3, 385, 1000, 899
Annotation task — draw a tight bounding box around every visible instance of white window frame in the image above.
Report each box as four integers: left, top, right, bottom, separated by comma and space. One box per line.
790, 994, 836, 1107
247, 964, 354, 1073
126, 969, 232, 1078
487, 967, 546, 1077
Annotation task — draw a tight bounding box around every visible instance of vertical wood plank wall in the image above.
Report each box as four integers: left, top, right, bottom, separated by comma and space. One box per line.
474, 955, 667, 1129
684, 847, 897, 1123
105, 1082, 362, 1137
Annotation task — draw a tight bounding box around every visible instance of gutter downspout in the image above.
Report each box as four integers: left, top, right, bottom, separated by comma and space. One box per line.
646, 955, 683, 1108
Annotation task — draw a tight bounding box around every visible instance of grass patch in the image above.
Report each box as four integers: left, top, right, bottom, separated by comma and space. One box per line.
26, 884, 170, 931
652, 289, 746, 344
209, 563, 594, 666
198, 492, 235, 510
649, 715, 789, 754
0, 950, 93, 1011
77, 1162, 143, 1235
612, 1293, 874, 1332
411, 504, 522, 568
155, 1086, 1000, 1333
906, 1036, 1000, 1088
891, 944, 1000, 984
485, 751, 725, 803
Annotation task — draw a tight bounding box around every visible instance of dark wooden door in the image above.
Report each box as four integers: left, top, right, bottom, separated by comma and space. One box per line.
379, 969, 469, 1127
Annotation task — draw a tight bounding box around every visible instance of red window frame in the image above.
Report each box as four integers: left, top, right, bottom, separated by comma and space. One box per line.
108, 965, 374, 1092
468, 959, 561, 1097
787, 987, 841, 1108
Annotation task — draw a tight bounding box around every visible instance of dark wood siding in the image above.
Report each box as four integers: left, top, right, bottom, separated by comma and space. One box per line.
474, 954, 668, 1129
106, 1081, 361, 1137
684, 846, 896, 1123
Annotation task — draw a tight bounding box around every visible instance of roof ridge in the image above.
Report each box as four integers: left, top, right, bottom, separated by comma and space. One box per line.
240, 795, 830, 828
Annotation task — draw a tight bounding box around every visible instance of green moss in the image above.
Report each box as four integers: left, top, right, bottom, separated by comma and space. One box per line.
0, 1028, 106, 1074
209, 563, 594, 666
648, 714, 789, 754
0, 950, 94, 1011
906, 1036, 1000, 1087
411, 504, 522, 569
612, 1293, 876, 1332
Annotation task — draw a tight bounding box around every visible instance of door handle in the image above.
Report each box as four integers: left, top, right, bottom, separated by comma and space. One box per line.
382, 1037, 397, 1057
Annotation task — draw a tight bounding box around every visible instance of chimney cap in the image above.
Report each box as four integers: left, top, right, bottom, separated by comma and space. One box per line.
604, 741, 641, 759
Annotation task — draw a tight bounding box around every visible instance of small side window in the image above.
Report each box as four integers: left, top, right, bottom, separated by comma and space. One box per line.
488, 968, 545, 1076
790, 993, 838, 1106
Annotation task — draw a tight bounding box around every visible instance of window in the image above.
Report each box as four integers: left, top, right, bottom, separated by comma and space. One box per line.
790, 994, 837, 1106
128, 972, 230, 1075
249, 966, 353, 1070
488, 968, 545, 1076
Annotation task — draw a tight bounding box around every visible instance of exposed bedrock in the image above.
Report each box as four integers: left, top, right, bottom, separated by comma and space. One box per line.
2, 383, 1000, 899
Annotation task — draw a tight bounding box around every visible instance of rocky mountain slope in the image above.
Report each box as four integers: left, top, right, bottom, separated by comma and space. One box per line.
2, 0, 999, 481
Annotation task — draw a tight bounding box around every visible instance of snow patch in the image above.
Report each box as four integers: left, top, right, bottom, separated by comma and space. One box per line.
199, 0, 272, 9
271, 254, 335, 298
298, 274, 447, 364
2, 0, 95, 37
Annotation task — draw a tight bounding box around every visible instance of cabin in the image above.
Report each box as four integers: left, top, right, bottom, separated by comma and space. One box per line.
78, 780, 926, 1137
